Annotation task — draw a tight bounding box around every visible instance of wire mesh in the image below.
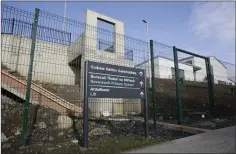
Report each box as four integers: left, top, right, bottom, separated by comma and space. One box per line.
1, 4, 150, 153
175, 50, 209, 121
1, 4, 36, 152
151, 41, 176, 120
213, 60, 236, 118
1, 4, 236, 154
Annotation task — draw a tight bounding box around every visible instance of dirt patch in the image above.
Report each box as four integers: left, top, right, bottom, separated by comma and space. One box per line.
41, 83, 82, 106
1, 94, 76, 154
147, 78, 236, 120
1, 94, 195, 154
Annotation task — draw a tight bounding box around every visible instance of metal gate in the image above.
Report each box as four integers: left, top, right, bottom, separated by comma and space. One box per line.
173, 46, 215, 124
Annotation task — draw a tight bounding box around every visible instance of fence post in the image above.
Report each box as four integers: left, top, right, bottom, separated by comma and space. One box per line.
144, 69, 149, 138
150, 40, 157, 130
98, 40, 101, 50
69, 33, 72, 46
20, 8, 40, 145
83, 60, 89, 148
173, 46, 182, 125
205, 58, 215, 117
11, 18, 15, 34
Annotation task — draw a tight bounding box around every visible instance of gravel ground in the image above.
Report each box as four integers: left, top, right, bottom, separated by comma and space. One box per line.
2, 92, 236, 154
1, 94, 195, 154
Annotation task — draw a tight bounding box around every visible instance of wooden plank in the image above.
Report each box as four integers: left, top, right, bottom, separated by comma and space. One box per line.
157, 121, 211, 134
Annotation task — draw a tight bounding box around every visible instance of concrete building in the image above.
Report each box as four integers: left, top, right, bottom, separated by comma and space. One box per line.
180, 56, 234, 85
67, 9, 140, 117
136, 56, 197, 81
1, 9, 141, 117
136, 55, 235, 85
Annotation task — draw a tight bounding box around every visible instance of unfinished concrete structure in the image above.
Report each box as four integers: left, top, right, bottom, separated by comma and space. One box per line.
1, 9, 141, 117
68, 9, 140, 117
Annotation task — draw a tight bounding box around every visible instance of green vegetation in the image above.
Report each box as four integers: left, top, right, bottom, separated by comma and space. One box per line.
83, 135, 161, 154
48, 135, 162, 154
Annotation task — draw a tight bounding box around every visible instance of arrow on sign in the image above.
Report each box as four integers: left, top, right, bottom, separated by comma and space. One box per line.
140, 91, 144, 97
140, 81, 143, 87
139, 71, 143, 76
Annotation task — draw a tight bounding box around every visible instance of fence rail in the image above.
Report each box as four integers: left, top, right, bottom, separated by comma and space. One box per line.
98, 40, 134, 61
1, 18, 72, 46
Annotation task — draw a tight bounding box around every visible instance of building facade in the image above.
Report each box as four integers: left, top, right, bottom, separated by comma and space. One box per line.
136, 56, 235, 86
1, 9, 141, 118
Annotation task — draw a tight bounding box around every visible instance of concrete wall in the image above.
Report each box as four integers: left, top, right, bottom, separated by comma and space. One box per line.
209, 57, 228, 84
0, 8, 140, 117
1, 34, 75, 85
228, 80, 235, 86
158, 57, 194, 81
179, 56, 234, 85
179, 57, 194, 65
192, 57, 231, 84
1, 32, 140, 117
79, 9, 127, 97
179, 57, 197, 81
137, 57, 194, 81
84, 9, 125, 56
191, 57, 207, 82
71, 9, 140, 117
67, 32, 85, 63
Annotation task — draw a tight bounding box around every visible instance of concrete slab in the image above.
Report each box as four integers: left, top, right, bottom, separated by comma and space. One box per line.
124, 126, 236, 153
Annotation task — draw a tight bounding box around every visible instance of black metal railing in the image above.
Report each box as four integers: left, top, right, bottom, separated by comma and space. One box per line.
98, 40, 133, 61
1, 18, 71, 46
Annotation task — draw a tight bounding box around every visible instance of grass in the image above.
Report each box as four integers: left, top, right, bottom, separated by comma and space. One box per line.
82, 135, 162, 154
46, 135, 162, 154
17, 135, 163, 154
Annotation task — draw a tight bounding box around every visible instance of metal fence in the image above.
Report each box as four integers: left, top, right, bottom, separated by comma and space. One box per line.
1, 4, 236, 154
1, 4, 150, 153
98, 40, 134, 61
218, 60, 235, 85
1, 18, 72, 46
